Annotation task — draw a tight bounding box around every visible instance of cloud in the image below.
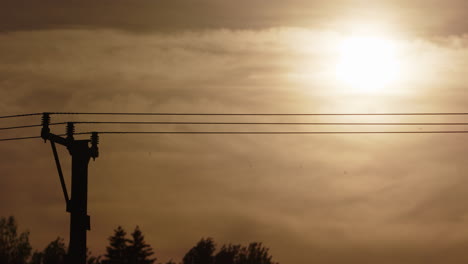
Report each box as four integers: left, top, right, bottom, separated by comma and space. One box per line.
3, 0, 468, 36
2, 27, 468, 263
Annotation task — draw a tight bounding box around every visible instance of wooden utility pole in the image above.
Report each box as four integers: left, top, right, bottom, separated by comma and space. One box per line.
41, 113, 99, 264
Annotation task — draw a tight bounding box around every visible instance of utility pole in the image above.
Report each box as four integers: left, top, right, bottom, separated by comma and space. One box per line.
41, 113, 99, 264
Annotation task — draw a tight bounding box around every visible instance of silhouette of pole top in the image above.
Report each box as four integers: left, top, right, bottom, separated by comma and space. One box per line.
41, 113, 99, 159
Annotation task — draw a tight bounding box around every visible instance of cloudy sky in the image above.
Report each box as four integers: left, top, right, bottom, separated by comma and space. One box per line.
2, 1, 468, 263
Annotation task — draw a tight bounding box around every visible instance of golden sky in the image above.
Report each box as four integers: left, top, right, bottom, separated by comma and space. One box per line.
2, 1, 468, 263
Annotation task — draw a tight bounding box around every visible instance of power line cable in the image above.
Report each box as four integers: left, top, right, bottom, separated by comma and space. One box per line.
0, 124, 44, 131
0, 136, 43, 142
4, 111, 468, 122
0, 122, 66, 131
7, 121, 468, 129
4, 122, 468, 132
4, 111, 468, 119
0, 113, 43, 119
0, 134, 67, 142
3, 130, 468, 142
75, 130, 468, 135
72, 121, 468, 126
47, 112, 468, 116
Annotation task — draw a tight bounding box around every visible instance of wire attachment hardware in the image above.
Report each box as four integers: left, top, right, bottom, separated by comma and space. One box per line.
90, 132, 99, 160
41, 112, 51, 142
67, 122, 75, 141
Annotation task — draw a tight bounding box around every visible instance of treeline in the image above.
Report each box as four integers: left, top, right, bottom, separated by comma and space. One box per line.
0, 216, 279, 264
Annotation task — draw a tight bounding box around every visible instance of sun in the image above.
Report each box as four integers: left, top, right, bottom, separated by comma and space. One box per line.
336, 36, 401, 93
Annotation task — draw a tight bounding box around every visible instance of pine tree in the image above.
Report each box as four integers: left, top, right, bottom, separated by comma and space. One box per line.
127, 226, 156, 264
103, 226, 130, 264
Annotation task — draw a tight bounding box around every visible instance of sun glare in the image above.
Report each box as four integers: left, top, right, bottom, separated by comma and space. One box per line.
336, 36, 401, 93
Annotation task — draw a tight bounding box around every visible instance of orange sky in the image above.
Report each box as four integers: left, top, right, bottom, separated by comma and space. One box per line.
2, 1, 468, 263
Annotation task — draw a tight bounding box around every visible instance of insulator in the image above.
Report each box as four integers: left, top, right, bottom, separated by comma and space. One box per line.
66, 122, 75, 139
41, 113, 51, 142
91, 132, 99, 146
91, 132, 99, 160
41, 113, 50, 127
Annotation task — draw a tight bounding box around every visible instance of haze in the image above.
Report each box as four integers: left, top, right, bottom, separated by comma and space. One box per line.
2, 1, 468, 263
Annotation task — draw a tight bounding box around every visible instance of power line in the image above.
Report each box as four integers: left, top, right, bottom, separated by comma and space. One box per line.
0, 124, 43, 131
7, 121, 468, 131
4, 111, 468, 122
0, 136, 43, 142
75, 130, 468, 135
4, 111, 468, 120
3, 130, 468, 142
48, 112, 468, 116
0, 134, 67, 142
0, 113, 43, 119
4, 121, 468, 132
72, 121, 468, 126
0, 122, 66, 131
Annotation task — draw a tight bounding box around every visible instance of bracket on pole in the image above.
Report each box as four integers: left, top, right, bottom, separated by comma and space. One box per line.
50, 141, 71, 212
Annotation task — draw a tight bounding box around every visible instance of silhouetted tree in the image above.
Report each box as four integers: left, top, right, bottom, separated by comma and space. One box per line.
87, 249, 102, 264
127, 226, 155, 264
186, 239, 278, 264
103, 226, 130, 264
0, 216, 32, 264
43, 237, 66, 264
236, 243, 277, 264
28, 237, 66, 264
30, 251, 43, 264
214, 244, 241, 264
183, 238, 215, 264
